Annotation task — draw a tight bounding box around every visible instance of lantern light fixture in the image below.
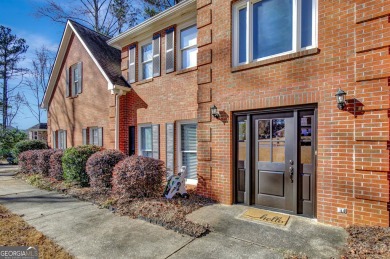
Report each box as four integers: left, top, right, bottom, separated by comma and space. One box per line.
335, 88, 347, 110
211, 105, 220, 118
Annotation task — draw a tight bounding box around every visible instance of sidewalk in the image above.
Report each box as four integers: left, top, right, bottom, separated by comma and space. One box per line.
0, 173, 347, 258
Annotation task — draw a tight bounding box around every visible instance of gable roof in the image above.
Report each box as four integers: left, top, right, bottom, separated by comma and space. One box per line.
42, 20, 130, 109
27, 123, 47, 131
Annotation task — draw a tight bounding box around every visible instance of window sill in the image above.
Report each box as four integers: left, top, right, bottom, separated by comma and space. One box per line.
176, 66, 198, 75
232, 48, 320, 73
133, 78, 153, 86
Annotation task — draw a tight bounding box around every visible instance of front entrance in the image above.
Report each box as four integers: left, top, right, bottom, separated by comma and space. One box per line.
234, 106, 316, 217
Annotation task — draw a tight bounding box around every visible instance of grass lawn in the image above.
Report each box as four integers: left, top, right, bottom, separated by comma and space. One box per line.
0, 205, 73, 259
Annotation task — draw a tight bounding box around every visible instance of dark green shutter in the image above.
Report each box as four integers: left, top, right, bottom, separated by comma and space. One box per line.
166, 123, 174, 174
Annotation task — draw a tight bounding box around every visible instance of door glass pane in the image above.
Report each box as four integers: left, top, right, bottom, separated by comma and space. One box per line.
253, 0, 293, 59
238, 7, 247, 63
182, 152, 197, 180
301, 0, 313, 48
181, 124, 197, 151
273, 142, 285, 163
272, 119, 285, 140
238, 121, 246, 141
258, 120, 270, 139
141, 127, 152, 152
258, 142, 271, 162
301, 142, 312, 164
238, 142, 246, 161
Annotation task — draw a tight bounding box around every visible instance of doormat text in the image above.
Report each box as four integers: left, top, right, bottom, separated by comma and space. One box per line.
240, 208, 290, 226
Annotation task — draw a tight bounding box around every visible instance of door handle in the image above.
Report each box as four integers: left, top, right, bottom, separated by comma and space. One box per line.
289, 166, 294, 183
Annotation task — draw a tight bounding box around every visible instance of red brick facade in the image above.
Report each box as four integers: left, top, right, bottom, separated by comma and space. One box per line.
194, 0, 390, 227
47, 34, 116, 149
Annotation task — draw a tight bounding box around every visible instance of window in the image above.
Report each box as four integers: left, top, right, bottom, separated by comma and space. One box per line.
178, 122, 197, 181
56, 130, 67, 149
140, 126, 153, 157
82, 127, 103, 146
180, 25, 198, 69
140, 42, 153, 80
233, 0, 317, 66
66, 62, 82, 97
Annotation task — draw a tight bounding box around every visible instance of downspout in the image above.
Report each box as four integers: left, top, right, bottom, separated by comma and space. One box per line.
115, 93, 120, 150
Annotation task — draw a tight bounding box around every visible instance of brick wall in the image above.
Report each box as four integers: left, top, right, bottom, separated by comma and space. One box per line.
196, 0, 390, 227
48, 34, 116, 149
118, 24, 198, 170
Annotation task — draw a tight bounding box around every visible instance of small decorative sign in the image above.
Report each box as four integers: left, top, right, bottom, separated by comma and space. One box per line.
240, 208, 290, 226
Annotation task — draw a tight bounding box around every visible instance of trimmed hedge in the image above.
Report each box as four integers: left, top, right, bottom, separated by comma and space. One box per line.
112, 155, 165, 199
36, 150, 56, 177
86, 149, 127, 191
49, 150, 64, 181
12, 140, 48, 163
62, 145, 102, 186
18, 150, 40, 174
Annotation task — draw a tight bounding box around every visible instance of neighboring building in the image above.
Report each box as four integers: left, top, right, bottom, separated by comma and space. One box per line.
26, 123, 47, 142
108, 0, 199, 183
42, 20, 130, 150
44, 0, 390, 228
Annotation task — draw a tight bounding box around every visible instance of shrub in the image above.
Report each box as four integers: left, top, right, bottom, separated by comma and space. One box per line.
62, 145, 102, 186
49, 150, 64, 181
12, 140, 48, 163
86, 149, 126, 191
18, 150, 40, 174
36, 150, 56, 177
0, 129, 27, 159
112, 155, 165, 199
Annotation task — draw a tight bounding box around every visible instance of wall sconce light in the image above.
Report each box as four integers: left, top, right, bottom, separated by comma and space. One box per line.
211, 105, 220, 118
335, 88, 347, 110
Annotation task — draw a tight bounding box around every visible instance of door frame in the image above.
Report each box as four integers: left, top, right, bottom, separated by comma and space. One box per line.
232, 104, 318, 217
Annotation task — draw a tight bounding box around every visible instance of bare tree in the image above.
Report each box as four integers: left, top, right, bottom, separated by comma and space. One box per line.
143, 0, 182, 18
0, 25, 29, 129
36, 0, 139, 36
7, 93, 25, 127
24, 46, 53, 124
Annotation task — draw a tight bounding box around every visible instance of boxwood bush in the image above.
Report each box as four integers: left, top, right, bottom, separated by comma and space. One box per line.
62, 145, 102, 186
49, 150, 64, 181
12, 140, 48, 163
86, 149, 127, 191
112, 155, 165, 199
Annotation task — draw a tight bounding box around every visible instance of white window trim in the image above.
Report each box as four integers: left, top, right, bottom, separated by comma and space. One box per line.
232, 0, 318, 67
176, 20, 198, 70
176, 120, 198, 185
138, 124, 153, 156
138, 39, 153, 81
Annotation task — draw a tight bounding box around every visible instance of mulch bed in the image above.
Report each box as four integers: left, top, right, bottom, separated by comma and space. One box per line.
18, 173, 214, 237
342, 225, 390, 258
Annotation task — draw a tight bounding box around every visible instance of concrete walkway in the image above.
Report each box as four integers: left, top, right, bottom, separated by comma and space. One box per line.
0, 173, 347, 258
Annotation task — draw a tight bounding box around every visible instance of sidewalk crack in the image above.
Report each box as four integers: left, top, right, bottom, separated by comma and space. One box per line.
164, 237, 196, 258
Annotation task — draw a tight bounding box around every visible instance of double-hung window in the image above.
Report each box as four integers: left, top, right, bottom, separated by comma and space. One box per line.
66, 62, 82, 97
233, 0, 317, 66
140, 126, 153, 157
179, 123, 198, 181
180, 25, 198, 69
140, 42, 153, 80
58, 130, 67, 149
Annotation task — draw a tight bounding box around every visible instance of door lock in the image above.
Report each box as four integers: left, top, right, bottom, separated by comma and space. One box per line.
289, 166, 294, 183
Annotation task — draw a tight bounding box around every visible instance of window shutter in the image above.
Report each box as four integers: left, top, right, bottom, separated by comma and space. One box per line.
166, 123, 175, 174
98, 127, 103, 147
152, 34, 161, 77
77, 62, 82, 94
63, 130, 67, 149
65, 68, 70, 97
82, 129, 87, 145
52, 131, 57, 149
89, 128, 93, 145
165, 27, 175, 73
128, 46, 136, 83
152, 124, 160, 159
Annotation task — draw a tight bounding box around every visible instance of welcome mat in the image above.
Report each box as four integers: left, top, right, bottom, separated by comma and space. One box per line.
240, 208, 290, 226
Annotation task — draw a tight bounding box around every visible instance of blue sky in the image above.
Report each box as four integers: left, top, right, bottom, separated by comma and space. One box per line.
0, 0, 65, 130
